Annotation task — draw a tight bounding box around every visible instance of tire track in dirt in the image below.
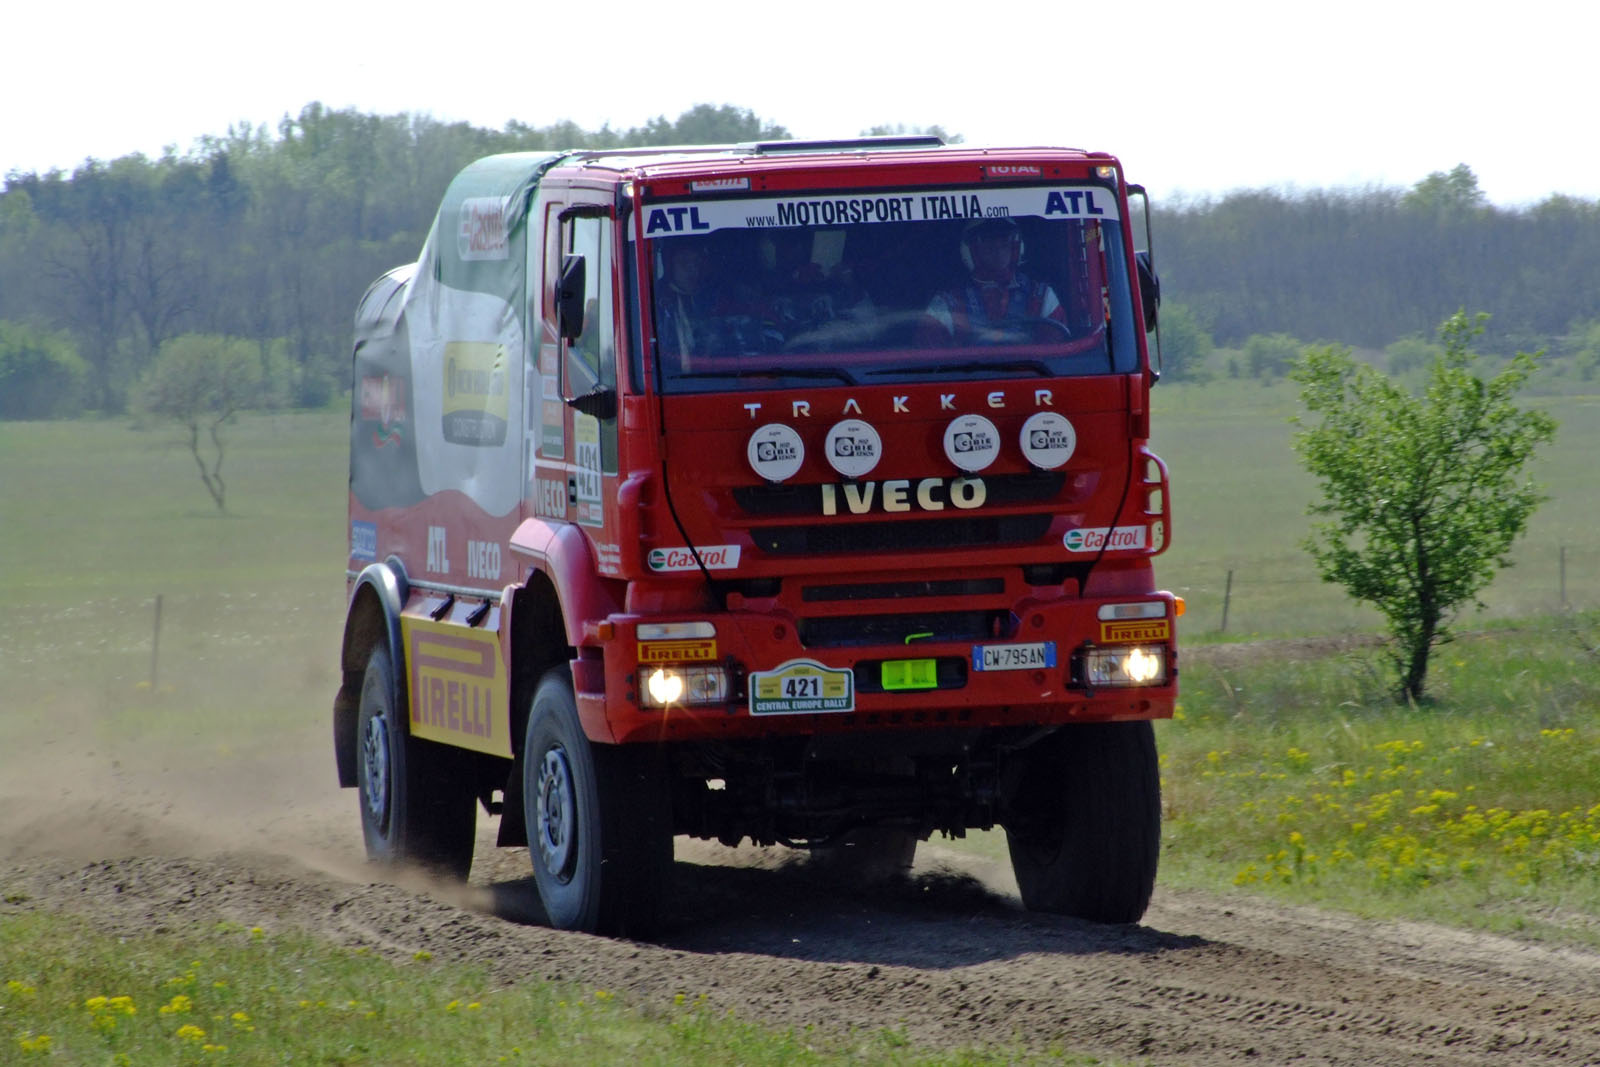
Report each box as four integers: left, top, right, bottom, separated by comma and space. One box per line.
5, 838, 1599, 1066
3, 719, 1598, 1067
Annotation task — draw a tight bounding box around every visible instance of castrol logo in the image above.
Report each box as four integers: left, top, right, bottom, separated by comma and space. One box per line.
1063, 526, 1146, 552
646, 545, 742, 572
457, 196, 510, 261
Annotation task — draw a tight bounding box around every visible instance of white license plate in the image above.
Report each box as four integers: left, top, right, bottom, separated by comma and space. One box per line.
972, 641, 1056, 672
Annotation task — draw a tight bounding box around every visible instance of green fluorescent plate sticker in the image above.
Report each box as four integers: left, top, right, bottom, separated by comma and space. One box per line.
749, 658, 855, 715
881, 657, 937, 691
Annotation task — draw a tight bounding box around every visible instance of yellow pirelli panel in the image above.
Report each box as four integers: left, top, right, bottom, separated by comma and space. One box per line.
637, 638, 718, 663
401, 615, 513, 758
1099, 619, 1172, 643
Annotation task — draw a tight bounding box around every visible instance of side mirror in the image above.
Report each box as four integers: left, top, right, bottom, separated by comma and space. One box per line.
557, 254, 586, 340
1135, 251, 1160, 333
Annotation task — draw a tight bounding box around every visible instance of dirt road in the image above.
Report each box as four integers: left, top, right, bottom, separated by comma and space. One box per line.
4, 718, 1599, 1066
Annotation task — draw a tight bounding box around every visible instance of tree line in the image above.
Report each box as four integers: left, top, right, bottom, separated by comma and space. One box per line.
0, 103, 790, 417
1153, 164, 1600, 384
2, 106, 1597, 417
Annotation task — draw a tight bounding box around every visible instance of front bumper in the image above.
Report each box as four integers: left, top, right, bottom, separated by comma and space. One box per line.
574, 589, 1178, 744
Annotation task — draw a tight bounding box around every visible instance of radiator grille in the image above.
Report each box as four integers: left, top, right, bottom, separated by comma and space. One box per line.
801, 578, 1005, 602
753, 514, 1052, 555
798, 609, 1007, 648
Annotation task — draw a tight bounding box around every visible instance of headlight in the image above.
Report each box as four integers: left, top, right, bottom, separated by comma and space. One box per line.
639, 664, 728, 708
1078, 644, 1168, 688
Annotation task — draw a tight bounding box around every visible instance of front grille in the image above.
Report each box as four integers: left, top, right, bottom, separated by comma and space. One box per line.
755, 514, 1052, 555
802, 578, 1005, 602
799, 609, 1008, 648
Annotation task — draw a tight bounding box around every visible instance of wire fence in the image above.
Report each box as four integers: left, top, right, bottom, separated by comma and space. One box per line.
1180, 543, 1598, 638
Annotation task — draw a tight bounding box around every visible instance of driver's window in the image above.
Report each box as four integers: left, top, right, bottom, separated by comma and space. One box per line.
562, 216, 615, 395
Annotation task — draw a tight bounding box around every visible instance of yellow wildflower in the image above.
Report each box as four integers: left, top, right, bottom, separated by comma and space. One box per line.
17, 1032, 53, 1053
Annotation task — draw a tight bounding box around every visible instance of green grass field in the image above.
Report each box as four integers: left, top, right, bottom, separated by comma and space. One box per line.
1150, 382, 1600, 639
1156, 615, 1600, 945
3, 385, 1592, 711
0, 414, 347, 754
4, 913, 1082, 1067
2, 386, 1596, 1063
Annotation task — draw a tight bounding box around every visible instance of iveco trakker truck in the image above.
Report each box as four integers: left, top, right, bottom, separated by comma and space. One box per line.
333, 136, 1178, 936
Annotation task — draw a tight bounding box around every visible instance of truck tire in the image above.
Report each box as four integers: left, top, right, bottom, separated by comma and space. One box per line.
523, 666, 672, 937
1003, 721, 1160, 923
355, 645, 476, 880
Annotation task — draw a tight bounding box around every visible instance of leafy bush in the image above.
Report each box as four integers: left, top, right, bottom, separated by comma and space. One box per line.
1244, 332, 1304, 381
0, 322, 87, 419
1568, 318, 1600, 382
1155, 303, 1215, 382
1384, 335, 1443, 377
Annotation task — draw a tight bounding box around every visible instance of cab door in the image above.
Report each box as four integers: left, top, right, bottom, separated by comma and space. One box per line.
549, 196, 624, 575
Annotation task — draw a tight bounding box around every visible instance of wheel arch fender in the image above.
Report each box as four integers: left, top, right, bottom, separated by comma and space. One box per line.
496, 519, 622, 847
334, 557, 410, 788
508, 518, 622, 651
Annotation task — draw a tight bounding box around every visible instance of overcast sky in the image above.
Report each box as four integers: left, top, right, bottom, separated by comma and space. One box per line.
7, 0, 1595, 207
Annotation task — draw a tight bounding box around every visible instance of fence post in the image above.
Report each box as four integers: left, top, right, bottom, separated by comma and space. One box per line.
1220, 569, 1233, 633
150, 594, 163, 691
1560, 545, 1567, 610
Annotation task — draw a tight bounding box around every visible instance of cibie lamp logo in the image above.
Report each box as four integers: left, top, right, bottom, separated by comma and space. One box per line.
747, 423, 805, 482
823, 419, 882, 478
943, 414, 999, 473
1019, 411, 1076, 470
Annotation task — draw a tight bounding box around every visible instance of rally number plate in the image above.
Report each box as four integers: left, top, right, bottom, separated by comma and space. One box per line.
971, 641, 1056, 672
749, 659, 855, 715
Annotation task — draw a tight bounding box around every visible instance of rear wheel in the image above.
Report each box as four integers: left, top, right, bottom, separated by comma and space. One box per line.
355, 645, 476, 880
1003, 721, 1160, 923
523, 666, 672, 937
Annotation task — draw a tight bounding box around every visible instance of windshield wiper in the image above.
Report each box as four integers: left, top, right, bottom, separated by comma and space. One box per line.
868, 359, 1053, 378
672, 366, 860, 385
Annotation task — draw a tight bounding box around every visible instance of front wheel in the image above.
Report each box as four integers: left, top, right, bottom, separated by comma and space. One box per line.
355, 645, 476, 880
523, 666, 672, 937
1002, 721, 1160, 923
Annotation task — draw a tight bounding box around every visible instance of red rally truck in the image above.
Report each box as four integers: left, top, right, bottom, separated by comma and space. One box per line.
333, 136, 1178, 936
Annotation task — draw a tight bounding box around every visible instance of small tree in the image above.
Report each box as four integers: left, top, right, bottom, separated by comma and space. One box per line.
139, 333, 262, 512
1292, 311, 1557, 702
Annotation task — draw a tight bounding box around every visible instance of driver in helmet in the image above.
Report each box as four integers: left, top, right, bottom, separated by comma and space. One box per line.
917, 217, 1068, 345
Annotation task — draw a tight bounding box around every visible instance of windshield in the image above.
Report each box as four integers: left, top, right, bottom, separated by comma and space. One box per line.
640, 183, 1139, 393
